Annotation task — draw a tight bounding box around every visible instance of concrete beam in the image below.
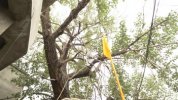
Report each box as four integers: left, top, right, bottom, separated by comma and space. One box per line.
0, 0, 32, 70
0, 6, 13, 35
0, 0, 43, 70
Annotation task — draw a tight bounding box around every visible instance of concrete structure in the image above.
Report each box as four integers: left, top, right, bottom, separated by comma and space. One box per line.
0, 0, 43, 99
0, 66, 22, 99
0, 0, 43, 70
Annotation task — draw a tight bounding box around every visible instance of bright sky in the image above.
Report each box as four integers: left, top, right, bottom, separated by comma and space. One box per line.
52, 0, 178, 25
51, 0, 178, 36
111, 0, 178, 33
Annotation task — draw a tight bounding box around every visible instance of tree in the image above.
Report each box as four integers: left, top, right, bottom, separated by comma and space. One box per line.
9, 0, 178, 100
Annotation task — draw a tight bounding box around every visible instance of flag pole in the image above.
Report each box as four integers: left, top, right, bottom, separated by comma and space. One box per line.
110, 59, 125, 100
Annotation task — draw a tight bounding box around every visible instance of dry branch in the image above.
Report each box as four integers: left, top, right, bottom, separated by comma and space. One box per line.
52, 0, 90, 38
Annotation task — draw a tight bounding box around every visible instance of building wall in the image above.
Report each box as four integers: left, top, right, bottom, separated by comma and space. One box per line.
0, 66, 21, 99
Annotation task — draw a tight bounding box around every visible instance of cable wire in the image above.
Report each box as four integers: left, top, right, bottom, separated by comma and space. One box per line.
136, 0, 157, 99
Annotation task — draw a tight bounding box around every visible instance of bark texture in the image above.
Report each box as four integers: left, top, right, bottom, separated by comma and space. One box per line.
41, 0, 90, 99
41, 8, 69, 100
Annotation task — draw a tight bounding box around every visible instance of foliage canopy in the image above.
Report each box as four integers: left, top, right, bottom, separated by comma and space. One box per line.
7, 0, 178, 99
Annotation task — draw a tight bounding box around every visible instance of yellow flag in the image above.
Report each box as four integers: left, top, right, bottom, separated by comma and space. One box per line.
102, 36, 112, 59
102, 35, 125, 100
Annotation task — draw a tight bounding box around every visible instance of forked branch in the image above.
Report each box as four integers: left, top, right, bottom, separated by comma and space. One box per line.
52, 0, 90, 38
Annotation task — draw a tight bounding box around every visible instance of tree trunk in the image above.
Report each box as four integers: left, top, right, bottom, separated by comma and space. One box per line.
41, 8, 70, 100
40, 0, 91, 99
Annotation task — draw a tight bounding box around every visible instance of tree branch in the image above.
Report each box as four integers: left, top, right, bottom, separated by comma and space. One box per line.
80, 21, 100, 32
42, 0, 56, 11
68, 67, 91, 80
62, 22, 82, 59
62, 39, 73, 59
41, 8, 52, 37
33, 92, 53, 98
68, 19, 169, 80
65, 28, 74, 38
52, 0, 90, 38
63, 51, 82, 63
128, 19, 168, 48
55, 43, 63, 55
74, 22, 81, 37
